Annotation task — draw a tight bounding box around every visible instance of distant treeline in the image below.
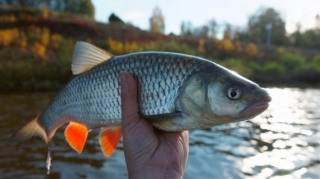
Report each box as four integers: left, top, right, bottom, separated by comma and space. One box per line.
178, 8, 320, 49
0, 0, 94, 18
0, 6, 319, 92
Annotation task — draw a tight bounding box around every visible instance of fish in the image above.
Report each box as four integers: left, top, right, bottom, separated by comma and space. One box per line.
12, 41, 271, 174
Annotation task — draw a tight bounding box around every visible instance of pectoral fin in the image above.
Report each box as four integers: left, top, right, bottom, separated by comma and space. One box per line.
64, 122, 89, 153
99, 127, 122, 157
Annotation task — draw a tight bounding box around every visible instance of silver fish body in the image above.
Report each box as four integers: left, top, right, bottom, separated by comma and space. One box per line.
40, 52, 213, 133
12, 42, 271, 173
39, 51, 270, 133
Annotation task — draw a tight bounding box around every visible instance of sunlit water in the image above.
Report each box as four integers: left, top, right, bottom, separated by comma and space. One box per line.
0, 88, 319, 179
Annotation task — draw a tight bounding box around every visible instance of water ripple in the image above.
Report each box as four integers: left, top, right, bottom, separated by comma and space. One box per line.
0, 88, 320, 178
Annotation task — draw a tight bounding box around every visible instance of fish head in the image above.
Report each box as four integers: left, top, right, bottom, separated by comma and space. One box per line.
179, 68, 271, 127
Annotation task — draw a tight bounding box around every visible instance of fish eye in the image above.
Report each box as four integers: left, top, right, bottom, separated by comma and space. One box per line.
227, 87, 241, 100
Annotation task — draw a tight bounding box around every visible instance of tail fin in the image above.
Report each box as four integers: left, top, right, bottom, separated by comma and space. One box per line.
11, 116, 48, 144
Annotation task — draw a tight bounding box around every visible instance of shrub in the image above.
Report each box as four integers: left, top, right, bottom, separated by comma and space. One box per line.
219, 59, 253, 77
107, 38, 124, 54
31, 42, 47, 59
218, 39, 234, 52
41, 28, 50, 46
144, 40, 196, 55
311, 55, 320, 71
279, 52, 305, 73
261, 62, 286, 75
197, 38, 205, 54
245, 43, 259, 58
0, 29, 19, 46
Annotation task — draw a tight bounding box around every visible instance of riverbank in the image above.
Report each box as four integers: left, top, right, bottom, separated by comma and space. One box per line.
0, 6, 319, 92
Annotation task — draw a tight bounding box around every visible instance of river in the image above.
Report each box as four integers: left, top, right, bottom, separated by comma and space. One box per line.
0, 88, 319, 179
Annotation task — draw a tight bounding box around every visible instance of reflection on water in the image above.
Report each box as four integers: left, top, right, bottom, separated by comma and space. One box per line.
0, 88, 320, 179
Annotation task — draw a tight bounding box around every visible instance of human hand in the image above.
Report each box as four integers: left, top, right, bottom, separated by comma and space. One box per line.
120, 72, 189, 179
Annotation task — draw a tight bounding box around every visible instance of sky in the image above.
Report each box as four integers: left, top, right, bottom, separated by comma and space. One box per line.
92, 0, 320, 35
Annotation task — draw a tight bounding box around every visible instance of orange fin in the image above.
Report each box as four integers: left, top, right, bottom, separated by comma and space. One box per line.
99, 127, 122, 157
64, 122, 88, 154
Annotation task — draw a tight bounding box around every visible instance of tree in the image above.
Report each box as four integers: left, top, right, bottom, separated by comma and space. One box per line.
108, 13, 124, 24
290, 23, 306, 47
149, 6, 165, 34
316, 14, 320, 29
0, 0, 95, 18
222, 23, 233, 40
180, 21, 193, 36
207, 19, 219, 38
193, 25, 209, 38
237, 7, 287, 45
60, 0, 95, 18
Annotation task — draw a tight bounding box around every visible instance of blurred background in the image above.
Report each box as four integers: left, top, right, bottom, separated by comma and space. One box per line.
0, 0, 319, 179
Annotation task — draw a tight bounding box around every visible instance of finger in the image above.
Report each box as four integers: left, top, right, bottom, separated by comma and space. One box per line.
120, 72, 155, 146
120, 71, 140, 129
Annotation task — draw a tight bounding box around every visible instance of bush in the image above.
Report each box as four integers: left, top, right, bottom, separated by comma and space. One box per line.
278, 53, 305, 73
311, 55, 320, 71
245, 43, 259, 58
260, 62, 286, 75
219, 59, 253, 77
144, 40, 196, 55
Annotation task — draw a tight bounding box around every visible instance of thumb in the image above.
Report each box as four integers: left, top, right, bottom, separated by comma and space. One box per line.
120, 71, 140, 128
120, 72, 153, 136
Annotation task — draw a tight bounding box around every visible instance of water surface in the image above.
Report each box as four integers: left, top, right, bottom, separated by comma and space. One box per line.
1, 88, 319, 179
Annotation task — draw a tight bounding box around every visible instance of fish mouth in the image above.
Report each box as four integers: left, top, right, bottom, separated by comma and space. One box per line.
241, 96, 272, 117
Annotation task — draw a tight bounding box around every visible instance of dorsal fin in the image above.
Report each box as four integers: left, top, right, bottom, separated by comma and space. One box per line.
72, 41, 113, 75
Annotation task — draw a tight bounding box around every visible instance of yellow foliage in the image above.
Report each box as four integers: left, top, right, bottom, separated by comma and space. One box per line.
234, 41, 243, 52
245, 43, 259, 57
42, 7, 49, 19
32, 42, 47, 59
124, 42, 143, 53
107, 38, 144, 54
219, 39, 234, 52
277, 47, 285, 54
19, 40, 27, 51
41, 28, 50, 46
27, 26, 53, 47
0, 28, 19, 46
0, 15, 16, 22
107, 38, 124, 54
51, 33, 62, 49
17, 31, 28, 50
197, 38, 205, 54
28, 25, 42, 34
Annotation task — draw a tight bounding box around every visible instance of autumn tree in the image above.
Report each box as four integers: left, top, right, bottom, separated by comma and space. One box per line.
222, 23, 234, 40
1, 0, 95, 18
63, 0, 95, 18
149, 6, 165, 34
236, 7, 287, 45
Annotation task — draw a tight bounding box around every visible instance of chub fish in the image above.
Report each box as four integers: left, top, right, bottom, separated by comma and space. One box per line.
12, 42, 271, 173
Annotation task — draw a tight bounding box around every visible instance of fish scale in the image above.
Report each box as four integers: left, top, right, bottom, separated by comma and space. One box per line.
38, 52, 205, 133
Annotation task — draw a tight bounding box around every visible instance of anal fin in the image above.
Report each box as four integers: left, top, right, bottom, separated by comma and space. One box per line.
64, 122, 89, 153
99, 127, 122, 157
